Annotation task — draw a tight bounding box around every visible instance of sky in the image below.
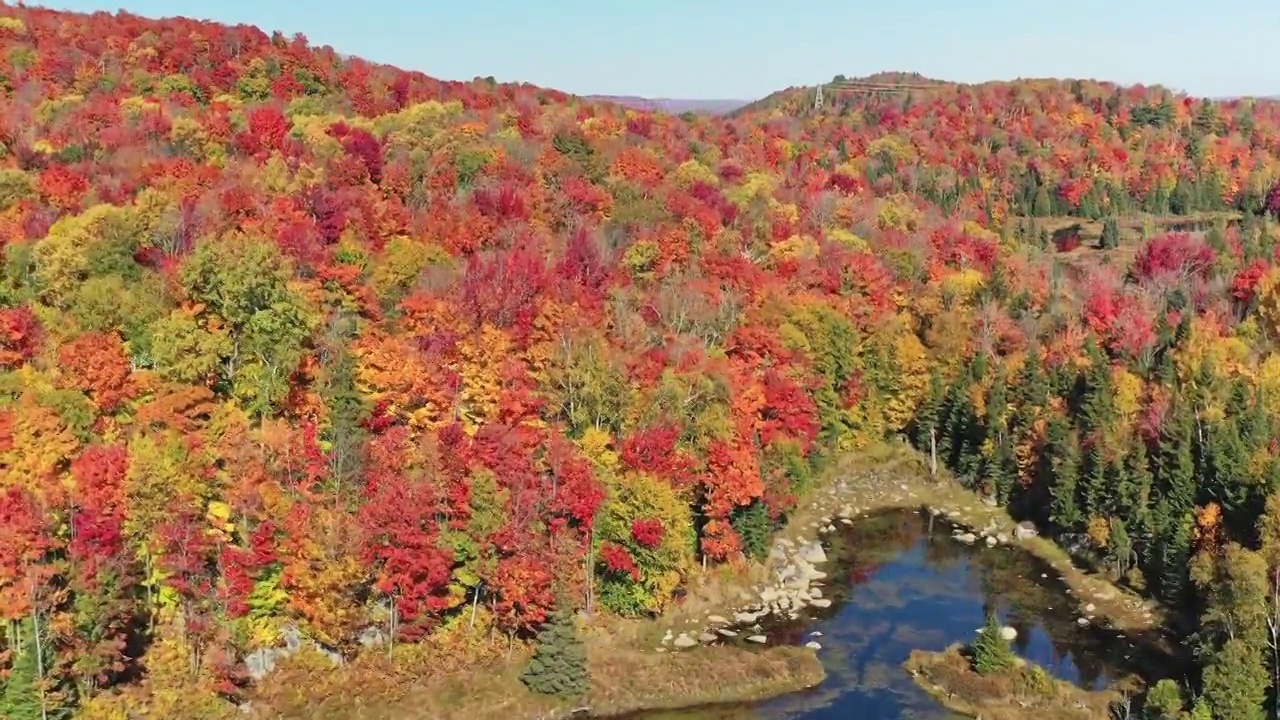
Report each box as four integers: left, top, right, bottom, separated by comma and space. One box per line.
37, 0, 1280, 101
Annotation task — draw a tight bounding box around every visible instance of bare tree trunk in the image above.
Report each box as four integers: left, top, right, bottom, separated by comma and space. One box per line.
31, 588, 48, 720
469, 583, 482, 631
387, 596, 397, 660
930, 428, 938, 478
584, 522, 595, 616
1270, 568, 1280, 720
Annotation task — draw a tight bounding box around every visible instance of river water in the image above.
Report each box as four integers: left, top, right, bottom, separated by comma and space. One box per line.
624, 509, 1178, 720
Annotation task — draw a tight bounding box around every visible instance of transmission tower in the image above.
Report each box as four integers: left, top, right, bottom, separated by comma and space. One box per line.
814, 84, 824, 111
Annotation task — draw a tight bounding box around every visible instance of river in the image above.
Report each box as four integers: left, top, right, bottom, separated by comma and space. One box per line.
622, 509, 1179, 720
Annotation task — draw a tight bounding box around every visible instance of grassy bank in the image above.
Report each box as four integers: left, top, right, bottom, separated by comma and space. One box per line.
904, 645, 1120, 720
248, 630, 823, 720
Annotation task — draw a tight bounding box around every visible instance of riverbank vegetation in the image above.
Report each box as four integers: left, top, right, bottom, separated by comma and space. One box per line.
3, 3, 1280, 718
904, 644, 1120, 720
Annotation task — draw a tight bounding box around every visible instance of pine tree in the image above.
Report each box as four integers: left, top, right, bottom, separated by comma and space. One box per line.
971, 612, 1015, 676
521, 609, 590, 699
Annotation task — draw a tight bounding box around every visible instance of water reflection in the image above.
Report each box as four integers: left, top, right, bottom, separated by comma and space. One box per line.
620, 509, 1180, 720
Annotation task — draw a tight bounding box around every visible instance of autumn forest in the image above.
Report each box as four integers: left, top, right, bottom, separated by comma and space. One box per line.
3, 4, 1280, 720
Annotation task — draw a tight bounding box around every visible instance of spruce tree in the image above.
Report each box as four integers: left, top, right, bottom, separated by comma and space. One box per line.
521, 609, 590, 699
1048, 418, 1083, 531
971, 612, 1015, 676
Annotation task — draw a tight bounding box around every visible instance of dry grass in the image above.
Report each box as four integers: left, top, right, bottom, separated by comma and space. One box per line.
904, 645, 1119, 720
248, 612, 823, 720
585, 642, 824, 716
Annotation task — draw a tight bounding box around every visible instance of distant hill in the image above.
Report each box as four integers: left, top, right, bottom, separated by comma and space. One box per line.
583, 95, 750, 115
729, 71, 957, 117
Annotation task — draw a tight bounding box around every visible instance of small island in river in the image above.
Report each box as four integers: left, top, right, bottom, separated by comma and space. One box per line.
904, 644, 1122, 720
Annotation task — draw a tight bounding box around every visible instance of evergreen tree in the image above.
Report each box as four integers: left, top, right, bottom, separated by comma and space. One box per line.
318, 314, 369, 501
982, 370, 1016, 502
1100, 216, 1120, 249
1157, 402, 1198, 519
913, 368, 946, 452
1124, 443, 1155, 562
971, 612, 1015, 676
521, 609, 590, 699
1158, 512, 1194, 604
1048, 418, 1083, 531
1032, 186, 1052, 217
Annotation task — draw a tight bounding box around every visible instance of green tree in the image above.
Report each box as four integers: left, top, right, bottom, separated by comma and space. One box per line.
1142, 678, 1185, 719
1192, 543, 1270, 720
1032, 186, 1052, 217
1202, 637, 1267, 720
971, 612, 1015, 676
1257, 493, 1280, 717
1047, 417, 1083, 530
521, 609, 590, 699
179, 233, 314, 415
1100, 216, 1120, 249
317, 313, 368, 501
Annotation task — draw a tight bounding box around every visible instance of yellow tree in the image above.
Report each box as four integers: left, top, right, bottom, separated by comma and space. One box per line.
456, 323, 511, 432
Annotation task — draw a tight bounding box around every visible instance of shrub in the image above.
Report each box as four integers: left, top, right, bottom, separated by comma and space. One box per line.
1013, 664, 1056, 698
1143, 678, 1185, 719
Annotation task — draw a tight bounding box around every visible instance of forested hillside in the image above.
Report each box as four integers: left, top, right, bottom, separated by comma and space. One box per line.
2, 4, 1280, 719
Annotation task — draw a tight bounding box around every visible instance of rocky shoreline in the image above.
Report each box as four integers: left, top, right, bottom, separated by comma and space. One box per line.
648, 449, 1165, 658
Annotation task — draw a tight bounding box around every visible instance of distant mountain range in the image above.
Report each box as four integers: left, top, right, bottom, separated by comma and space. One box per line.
583, 95, 750, 115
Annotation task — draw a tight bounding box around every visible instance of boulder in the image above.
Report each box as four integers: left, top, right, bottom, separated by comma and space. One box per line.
673, 634, 697, 649
798, 542, 828, 564
1015, 521, 1039, 540
1000, 626, 1018, 641
985, 536, 997, 547
746, 635, 767, 644
707, 615, 729, 626
955, 532, 977, 544
805, 641, 822, 650
809, 598, 832, 608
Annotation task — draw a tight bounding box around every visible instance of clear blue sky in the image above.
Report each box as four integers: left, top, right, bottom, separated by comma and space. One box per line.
38, 1, 1280, 100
